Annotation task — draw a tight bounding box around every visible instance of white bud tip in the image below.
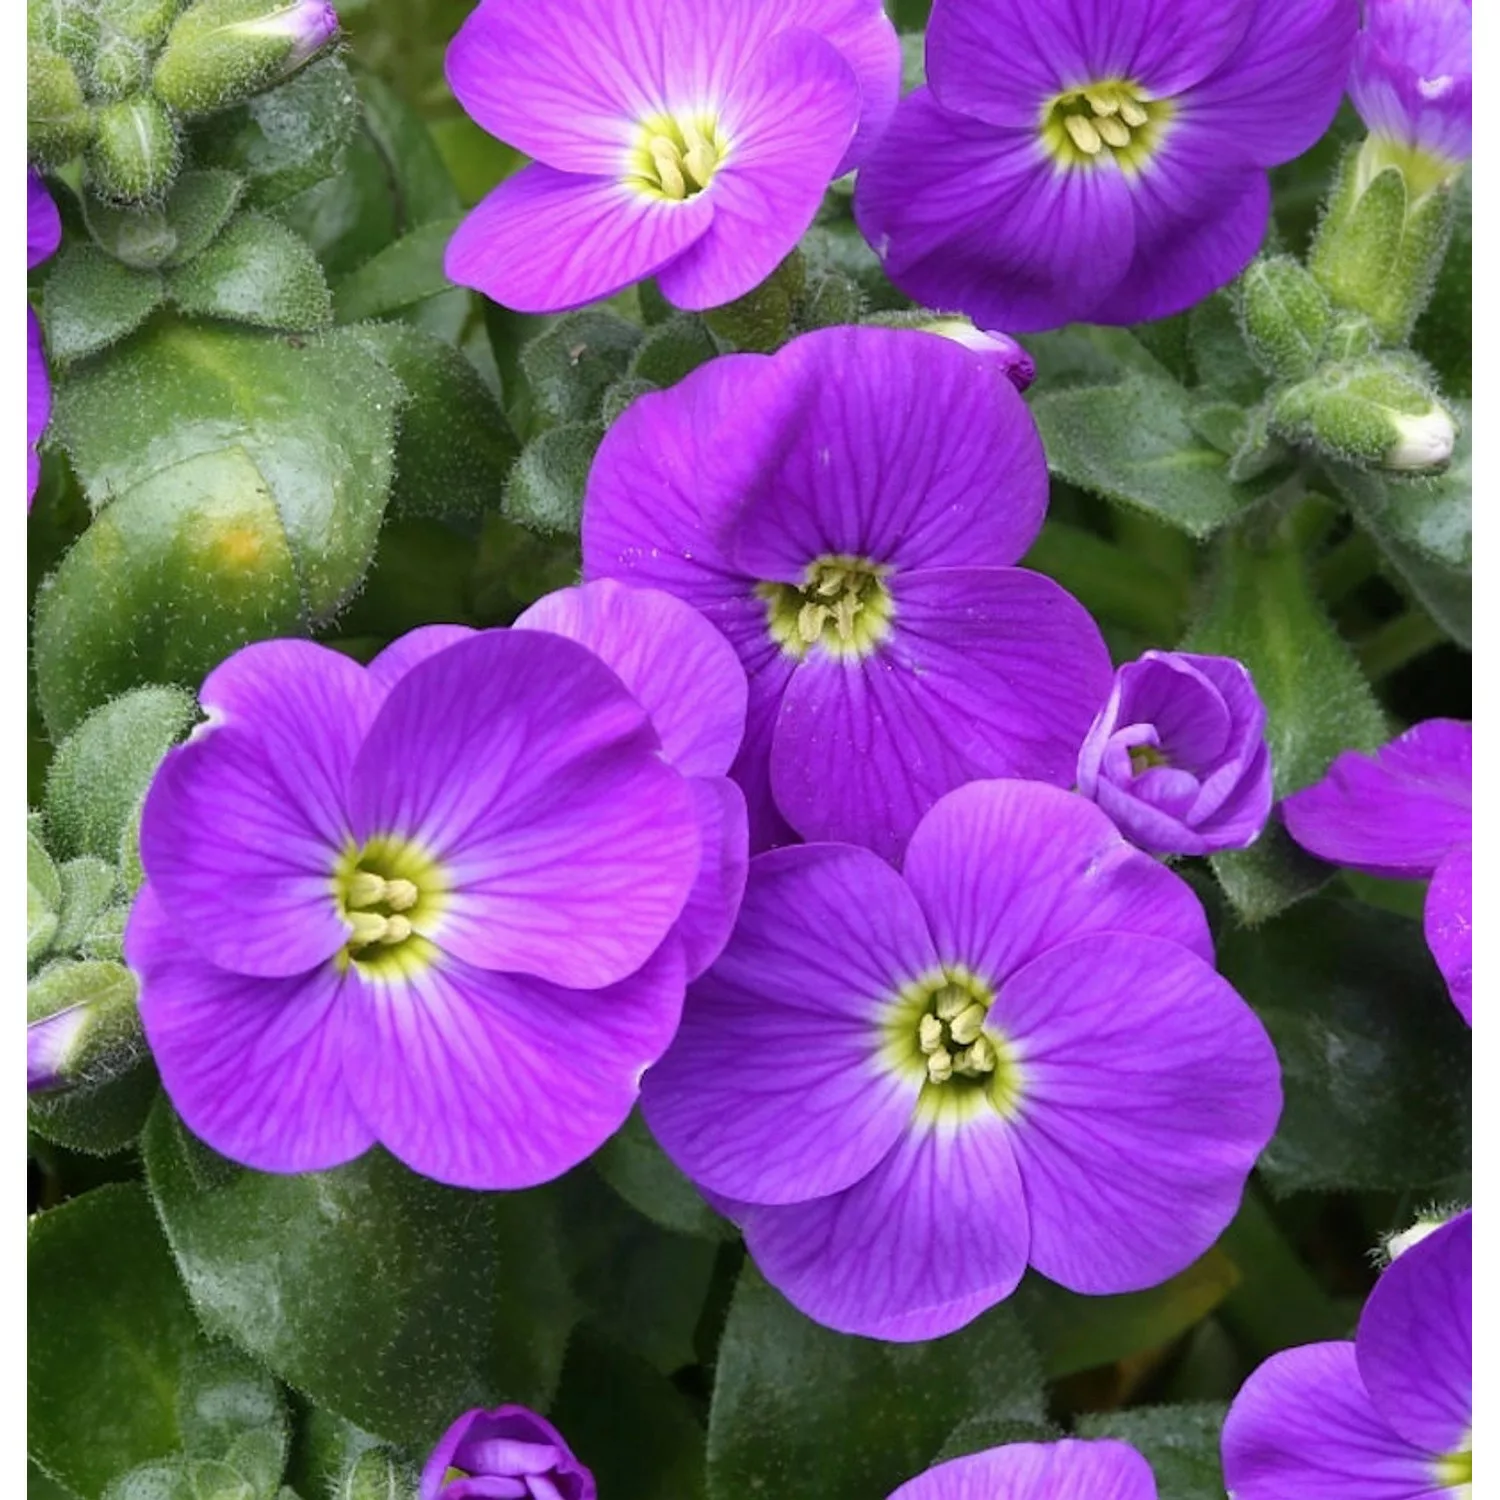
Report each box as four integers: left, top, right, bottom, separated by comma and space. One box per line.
1386, 408, 1457, 470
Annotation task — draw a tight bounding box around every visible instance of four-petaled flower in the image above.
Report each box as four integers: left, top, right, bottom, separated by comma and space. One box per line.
444, 0, 899, 313
642, 779, 1281, 1340
854, 0, 1360, 330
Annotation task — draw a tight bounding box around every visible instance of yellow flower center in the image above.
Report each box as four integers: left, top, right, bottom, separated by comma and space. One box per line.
1041, 80, 1171, 171
759, 554, 895, 661
1435, 1438, 1471, 1492
628, 112, 726, 201
331, 835, 446, 976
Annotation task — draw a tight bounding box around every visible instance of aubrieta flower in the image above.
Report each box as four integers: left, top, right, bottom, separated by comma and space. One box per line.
854, 0, 1359, 330
127, 628, 707, 1189
1350, 0, 1471, 187
642, 779, 1281, 1340
423, 1405, 595, 1500
584, 325, 1112, 860
443, 0, 899, 314
1222, 1208, 1471, 1499
888, 1438, 1157, 1500
1282, 719, 1471, 1023
368, 578, 751, 979
28, 171, 61, 508
1076, 651, 1272, 857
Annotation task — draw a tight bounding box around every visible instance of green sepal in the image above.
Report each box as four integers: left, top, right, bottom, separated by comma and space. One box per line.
90, 33, 153, 101
165, 213, 333, 330
52, 857, 121, 953
1237, 255, 1332, 382
85, 171, 246, 270
41, 245, 165, 364
504, 422, 603, 536
336, 1451, 420, 1500
601, 375, 655, 427
703, 250, 806, 352
99, 0, 182, 51
1309, 146, 1456, 345
799, 266, 865, 330
1271, 354, 1457, 474
28, 46, 96, 166
87, 95, 182, 204
29, 0, 100, 61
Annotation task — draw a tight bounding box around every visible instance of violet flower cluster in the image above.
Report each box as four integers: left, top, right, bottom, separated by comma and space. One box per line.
1222, 1208, 1471, 1498
28, 171, 60, 508
1282, 719, 1472, 1022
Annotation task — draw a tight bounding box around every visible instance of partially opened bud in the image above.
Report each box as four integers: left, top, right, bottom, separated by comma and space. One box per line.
27, 960, 142, 1094
1382, 1203, 1468, 1264
1386, 403, 1459, 471
421, 1406, 595, 1500
153, 0, 340, 117
919, 318, 1036, 392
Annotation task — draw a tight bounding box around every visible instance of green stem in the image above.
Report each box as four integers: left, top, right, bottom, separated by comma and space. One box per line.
1023, 522, 1188, 641
1358, 611, 1445, 679
1317, 529, 1382, 604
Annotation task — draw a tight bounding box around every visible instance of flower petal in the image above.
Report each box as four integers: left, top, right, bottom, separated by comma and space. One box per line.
723, 328, 1050, 576
28, 307, 48, 508
654, 29, 859, 311
927, 0, 1255, 126
770, 568, 1111, 860
350, 630, 700, 991
903, 779, 1214, 978
445, 164, 714, 317
344, 943, 685, 1191
854, 89, 1137, 334
641, 844, 934, 1204
128, 885, 374, 1173
673, 776, 749, 979
1357, 1209, 1471, 1457
994, 932, 1281, 1293
28, 172, 61, 269
515, 579, 747, 778
735, 1112, 1029, 1340
138, 642, 379, 978
1280, 720, 1471, 880
1175, 0, 1361, 168
367, 624, 477, 697
1221, 1342, 1445, 1500
888, 1438, 1160, 1500
1424, 844, 1472, 1024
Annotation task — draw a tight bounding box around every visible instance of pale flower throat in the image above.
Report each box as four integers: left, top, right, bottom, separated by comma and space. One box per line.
629, 112, 726, 200
760, 554, 895, 660
1042, 79, 1171, 170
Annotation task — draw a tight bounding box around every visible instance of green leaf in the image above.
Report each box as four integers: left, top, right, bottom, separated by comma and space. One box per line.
1371, 530, 1471, 649
1219, 896, 1471, 1193
1031, 372, 1267, 537
177, 1344, 287, 1470
44, 684, 199, 862
342, 322, 517, 523
101, 1459, 256, 1500
551, 1328, 707, 1500
1014, 1250, 1241, 1380
1022, 324, 1174, 391
142, 1104, 575, 1448
352, 69, 463, 228
52, 857, 120, 952
167, 215, 333, 331
628, 316, 718, 389
84, 171, 245, 271
594, 1108, 735, 1242
1188, 292, 1268, 406
522, 311, 643, 427
707, 1265, 1047, 1500
1186, 513, 1388, 923
503, 423, 602, 536
29, 830, 62, 967
39, 321, 401, 736
1075, 1404, 1228, 1500
42, 246, 164, 364
190, 58, 360, 209
29, 1183, 204, 1498
331, 219, 461, 324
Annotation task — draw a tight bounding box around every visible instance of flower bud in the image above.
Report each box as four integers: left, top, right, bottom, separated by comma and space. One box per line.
421, 1406, 595, 1500
86, 94, 181, 202
153, 0, 340, 118
1238, 256, 1331, 383
27, 960, 142, 1094
919, 318, 1036, 392
1381, 1203, 1468, 1265
1271, 355, 1457, 473
1075, 651, 1273, 857
28, 46, 96, 165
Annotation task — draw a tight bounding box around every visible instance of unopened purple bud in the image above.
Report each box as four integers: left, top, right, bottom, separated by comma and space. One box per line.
1076, 651, 1273, 857
921, 318, 1036, 392
275, 0, 340, 70
1350, 0, 1470, 178
27, 1006, 90, 1093
421, 1406, 595, 1500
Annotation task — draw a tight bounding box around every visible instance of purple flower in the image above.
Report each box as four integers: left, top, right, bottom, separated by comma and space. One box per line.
422, 1405, 595, 1500
641, 779, 1281, 1340
1222, 1208, 1471, 1499
370, 580, 751, 979
583, 325, 1112, 861
28, 172, 61, 509
443, 0, 899, 314
1350, 0, 1471, 173
1282, 719, 1471, 1023
1076, 651, 1272, 857
854, 0, 1359, 331
127, 631, 704, 1189
888, 1439, 1156, 1500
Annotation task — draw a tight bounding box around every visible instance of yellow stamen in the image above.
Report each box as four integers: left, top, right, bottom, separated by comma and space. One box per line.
1064, 114, 1104, 155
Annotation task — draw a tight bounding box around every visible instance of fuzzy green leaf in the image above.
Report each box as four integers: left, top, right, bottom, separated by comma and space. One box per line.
167, 214, 332, 331
503, 422, 602, 536
42, 246, 164, 364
